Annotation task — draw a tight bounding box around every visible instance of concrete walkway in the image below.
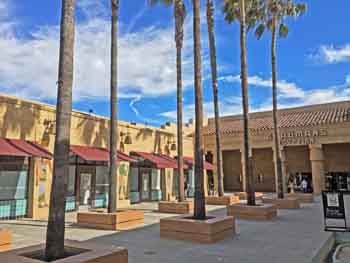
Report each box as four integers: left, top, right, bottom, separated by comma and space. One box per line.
0, 199, 331, 263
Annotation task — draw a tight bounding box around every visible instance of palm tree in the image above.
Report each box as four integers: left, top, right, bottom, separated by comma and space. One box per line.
206, 0, 224, 197
45, 0, 76, 260
255, 0, 306, 199
223, 0, 261, 206
149, 0, 186, 202
108, 0, 119, 213
193, 0, 206, 219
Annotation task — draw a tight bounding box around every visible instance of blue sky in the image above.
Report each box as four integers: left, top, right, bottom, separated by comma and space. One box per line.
0, 0, 349, 126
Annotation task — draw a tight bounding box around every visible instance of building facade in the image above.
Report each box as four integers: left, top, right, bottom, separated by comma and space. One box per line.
0, 94, 195, 220
203, 101, 350, 195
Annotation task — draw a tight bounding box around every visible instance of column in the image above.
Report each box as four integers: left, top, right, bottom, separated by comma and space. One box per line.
309, 144, 325, 195
273, 147, 288, 193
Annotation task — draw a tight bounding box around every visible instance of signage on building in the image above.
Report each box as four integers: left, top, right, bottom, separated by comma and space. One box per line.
322, 191, 348, 232
266, 129, 328, 146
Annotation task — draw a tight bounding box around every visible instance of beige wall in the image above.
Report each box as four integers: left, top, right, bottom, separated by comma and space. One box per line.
0, 94, 194, 157
0, 93, 194, 219
204, 116, 350, 194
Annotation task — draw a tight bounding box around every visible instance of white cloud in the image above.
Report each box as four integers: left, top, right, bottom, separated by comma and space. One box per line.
311, 44, 350, 64
160, 96, 243, 121
0, 6, 203, 102
219, 75, 305, 99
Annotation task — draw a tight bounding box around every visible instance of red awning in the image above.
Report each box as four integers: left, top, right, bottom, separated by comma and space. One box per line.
131, 151, 178, 169
0, 138, 52, 159
183, 156, 214, 171
159, 154, 189, 170
70, 145, 135, 163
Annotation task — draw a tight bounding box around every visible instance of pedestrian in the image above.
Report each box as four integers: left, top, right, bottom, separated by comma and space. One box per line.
301, 178, 308, 193
184, 179, 188, 200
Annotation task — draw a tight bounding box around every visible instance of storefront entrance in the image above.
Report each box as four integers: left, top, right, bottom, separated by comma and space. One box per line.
79, 173, 93, 207
140, 169, 152, 201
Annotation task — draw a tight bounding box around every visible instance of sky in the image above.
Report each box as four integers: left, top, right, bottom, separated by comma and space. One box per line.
0, 0, 349, 126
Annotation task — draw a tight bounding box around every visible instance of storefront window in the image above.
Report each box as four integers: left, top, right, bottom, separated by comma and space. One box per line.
96, 166, 109, 195
152, 169, 161, 190
67, 166, 76, 196
130, 167, 139, 192
0, 171, 28, 200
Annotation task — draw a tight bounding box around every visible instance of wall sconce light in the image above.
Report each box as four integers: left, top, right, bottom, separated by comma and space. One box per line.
120, 131, 132, 145
43, 119, 56, 135
170, 141, 177, 151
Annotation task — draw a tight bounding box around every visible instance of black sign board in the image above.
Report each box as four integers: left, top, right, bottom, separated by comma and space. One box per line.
322, 191, 347, 231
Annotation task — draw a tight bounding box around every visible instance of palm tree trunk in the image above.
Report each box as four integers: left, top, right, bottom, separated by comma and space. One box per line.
175, 0, 185, 202
108, 0, 119, 213
206, 0, 224, 197
193, 0, 206, 220
45, 0, 75, 260
239, 0, 255, 206
271, 17, 284, 199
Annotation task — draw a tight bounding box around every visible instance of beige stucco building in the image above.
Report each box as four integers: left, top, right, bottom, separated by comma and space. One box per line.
203, 101, 350, 196
0, 93, 195, 220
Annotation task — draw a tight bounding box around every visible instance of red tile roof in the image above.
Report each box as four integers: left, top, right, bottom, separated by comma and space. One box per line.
0, 138, 52, 159
183, 156, 214, 171
131, 151, 178, 169
70, 145, 135, 162
203, 101, 350, 135
159, 154, 189, 170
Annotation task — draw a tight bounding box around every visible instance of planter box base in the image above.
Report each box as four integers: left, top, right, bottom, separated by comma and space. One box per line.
77, 210, 144, 230
158, 201, 193, 214
287, 193, 314, 203
0, 229, 11, 252
227, 204, 277, 220
235, 192, 264, 201
160, 215, 235, 243
263, 197, 300, 209
0, 240, 127, 262
205, 195, 240, 206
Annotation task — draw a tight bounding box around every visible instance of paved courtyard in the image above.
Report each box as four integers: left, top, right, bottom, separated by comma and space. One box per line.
0, 198, 331, 263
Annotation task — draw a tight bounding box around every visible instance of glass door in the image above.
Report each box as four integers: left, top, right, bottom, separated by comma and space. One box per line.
141, 170, 151, 201
80, 173, 92, 207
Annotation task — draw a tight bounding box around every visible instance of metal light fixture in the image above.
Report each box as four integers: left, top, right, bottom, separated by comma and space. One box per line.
120, 130, 132, 145
124, 132, 133, 145
170, 142, 177, 151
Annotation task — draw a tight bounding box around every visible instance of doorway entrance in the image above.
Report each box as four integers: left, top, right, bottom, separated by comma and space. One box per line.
79, 173, 92, 207
140, 169, 151, 201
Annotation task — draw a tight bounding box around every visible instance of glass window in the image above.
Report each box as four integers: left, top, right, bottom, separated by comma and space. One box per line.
130, 167, 139, 192
67, 166, 76, 196
152, 169, 161, 190
0, 170, 28, 200
95, 166, 109, 195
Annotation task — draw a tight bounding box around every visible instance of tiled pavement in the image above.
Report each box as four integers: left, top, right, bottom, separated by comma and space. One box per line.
0, 198, 331, 263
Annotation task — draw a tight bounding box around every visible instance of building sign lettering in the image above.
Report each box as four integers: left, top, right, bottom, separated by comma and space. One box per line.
266, 128, 328, 146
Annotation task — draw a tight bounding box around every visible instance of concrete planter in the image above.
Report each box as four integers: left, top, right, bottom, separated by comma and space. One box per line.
160, 215, 235, 243
287, 193, 314, 203
227, 203, 277, 220
333, 244, 350, 263
205, 195, 240, 206
263, 197, 300, 209
0, 229, 11, 252
158, 201, 193, 214
0, 240, 128, 262
235, 192, 264, 201
77, 210, 144, 230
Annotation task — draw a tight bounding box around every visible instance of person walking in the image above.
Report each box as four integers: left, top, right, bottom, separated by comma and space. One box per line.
301, 178, 308, 193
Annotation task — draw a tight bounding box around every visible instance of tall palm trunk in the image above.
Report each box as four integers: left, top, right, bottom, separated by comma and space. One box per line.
193, 0, 206, 220
206, 0, 224, 197
239, 0, 255, 206
45, 0, 75, 260
271, 17, 284, 199
175, 0, 185, 202
108, 0, 119, 213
